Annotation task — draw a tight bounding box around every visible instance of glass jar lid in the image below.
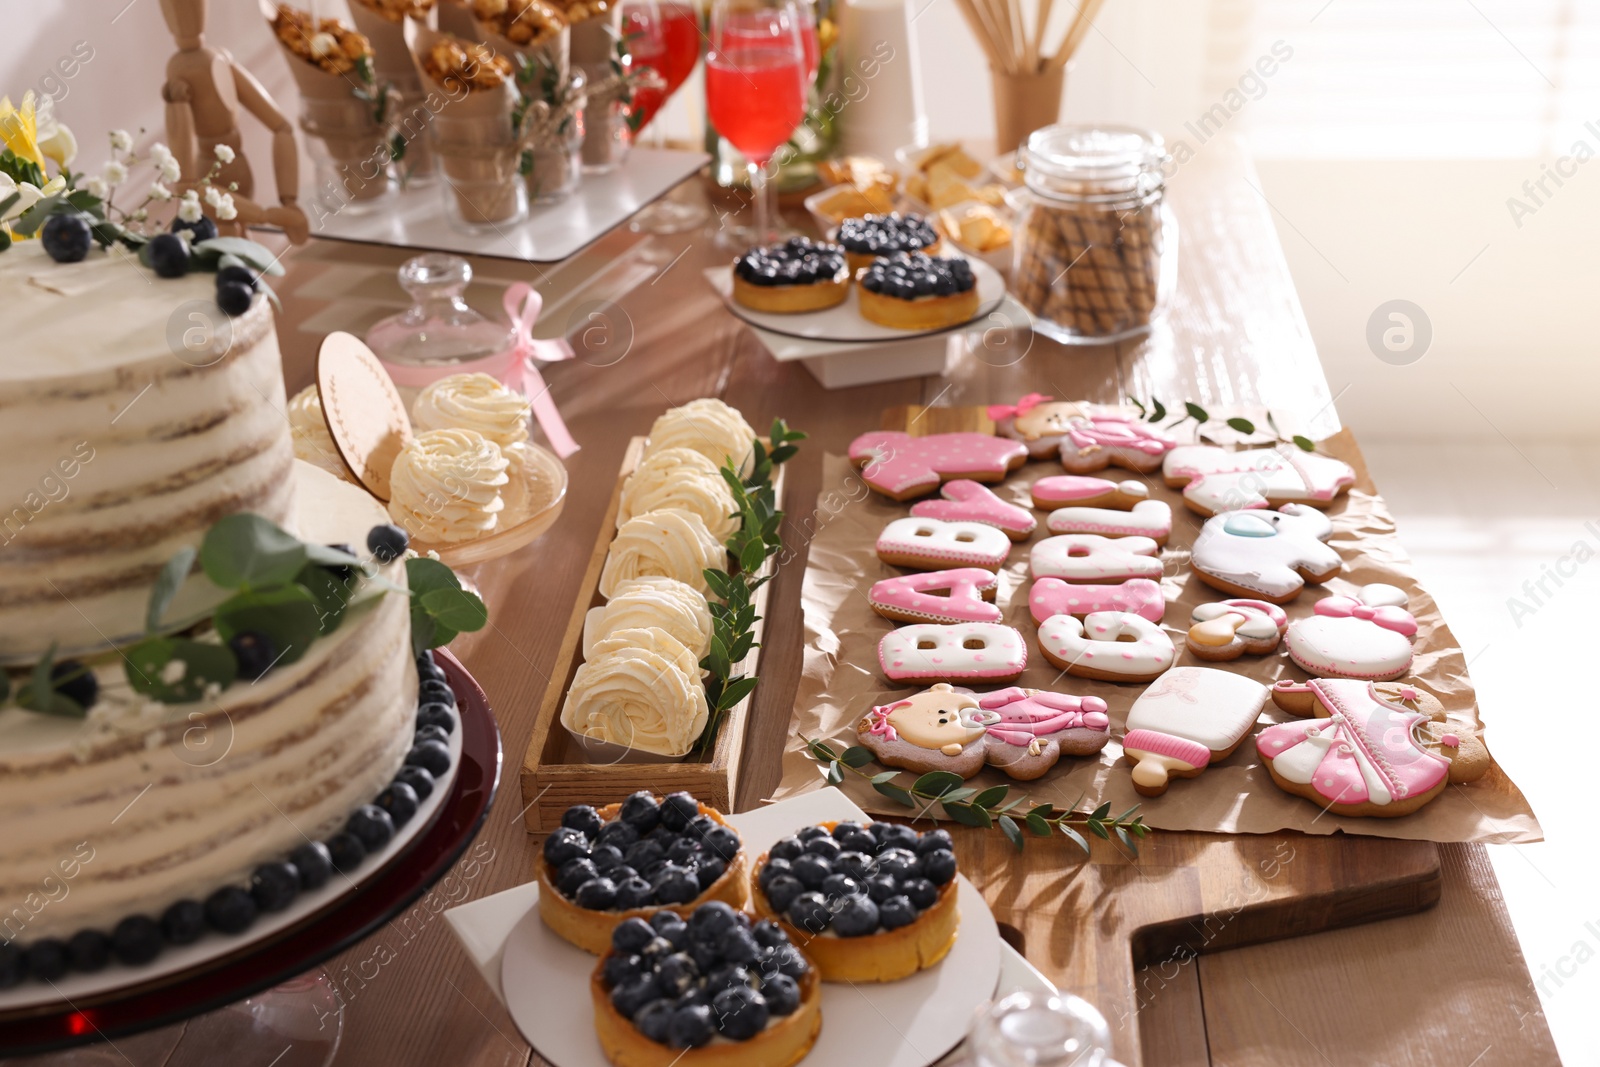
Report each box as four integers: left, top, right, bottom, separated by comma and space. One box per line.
1022, 124, 1168, 204
364, 253, 514, 369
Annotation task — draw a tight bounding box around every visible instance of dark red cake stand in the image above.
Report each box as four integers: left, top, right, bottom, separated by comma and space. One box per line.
0, 650, 501, 1060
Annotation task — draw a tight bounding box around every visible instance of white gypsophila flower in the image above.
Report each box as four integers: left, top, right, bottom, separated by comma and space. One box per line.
177, 197, 203, 223
214, 144, 235, 164
102, 160, 128, 184
132, 209, 148, 222
83, 175, 108, 199
215, 194, 237, 221
150, 141, 172, 164
110, 129, 133, 152
159, 156, 182, 183
204, 184, 224, 208
149, 183, 172, 201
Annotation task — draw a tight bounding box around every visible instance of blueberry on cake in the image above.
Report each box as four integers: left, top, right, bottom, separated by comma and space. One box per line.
857, 252, 980, 331
590, 903, 822, 1067
749, 821, 959, 983
731, 237, 850, 314
538, 792, 749, 954
836, 212, 942, 272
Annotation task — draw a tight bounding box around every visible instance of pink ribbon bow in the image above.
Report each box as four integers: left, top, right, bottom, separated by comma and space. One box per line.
985, 393, 1052, 421
1315, 596, 1418, 637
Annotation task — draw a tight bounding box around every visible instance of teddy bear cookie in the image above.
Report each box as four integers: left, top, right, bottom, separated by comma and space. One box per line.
1031, 534, 1163, 583
1189, 505, 1341, 603
876, 516, 1011, 571
1162, 444, 1356, 517
1029, 577, 1166, 624
849, 431, 1028, 501
910, 480, 1036, 540
878, 623, 1027, 685
987, 395, 1176, 472
1121, 667, 1270, 796
1031, 475, 1150, 511
1260, 679, 1491, 818
1045, 500, 1173, 546
1037, 611, 1175, 683
1185, 599, 1288, 661
870, 568, 1002, 625
1284, 584, 1418, 681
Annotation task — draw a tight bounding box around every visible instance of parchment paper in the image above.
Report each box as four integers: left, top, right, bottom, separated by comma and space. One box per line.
771, 431, 1542, 844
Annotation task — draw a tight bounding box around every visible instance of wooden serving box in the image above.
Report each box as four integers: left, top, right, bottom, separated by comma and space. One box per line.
519, 437, 782, 833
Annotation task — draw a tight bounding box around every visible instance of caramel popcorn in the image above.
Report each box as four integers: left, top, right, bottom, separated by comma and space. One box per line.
350, 0, 437, 21
545, 0, 611, 22
471, 0, 567, 45
273, 5, 373, 75
423, 35, 515, 89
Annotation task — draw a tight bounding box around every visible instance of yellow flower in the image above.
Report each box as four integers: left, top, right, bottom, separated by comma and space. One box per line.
0, 92, 45, 170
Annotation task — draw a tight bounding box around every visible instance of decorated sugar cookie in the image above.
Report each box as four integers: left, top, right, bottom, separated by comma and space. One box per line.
1031, 475, 1149, 511
1037, 611, 1175, 683
1285, 585, 1418, 681
1031, 534, 1163, 583
849, 431, 1029, 501
1121, 667, 1269, 796
910, 479, 1037, 540
1029, 577, 1165, 624
876, 516, 1011, 571
1162, 443, 1356, 517
1260, 679, 1490, 818
1189, 505, 1340, 604
878, 623, 1027, 685
869, 568, 1002, 625
987, 395, 1176, 472
977, 687, 1112, 778
1045, 499, 1173, 546
1185, 599, 1288, 661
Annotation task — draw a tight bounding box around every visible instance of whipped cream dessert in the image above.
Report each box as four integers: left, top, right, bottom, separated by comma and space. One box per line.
584, 576, 713, 661
617, 446, 740, 542
561, 626, 710, 756
411, 372, 530, 449
287, 384, 358, 484
387, 427, 511, 543
645, 398, 757, 476
598, 508, 725, 598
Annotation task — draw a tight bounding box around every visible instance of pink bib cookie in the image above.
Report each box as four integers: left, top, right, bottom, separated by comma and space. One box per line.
1029, 577, 1165, 624
878, 622, 1027, 685
1045, 499, 1172, 545
1163, 443, 1356, 517
1121, 666, 1269, 796
1185, 599, 1287, 661
1031, 475, 1149, 511
910, 480, 1036, 540
869, 568, 1002, 625
876, 516, 1011, 571
1189, 505, 1340, 603
987, 395, 1176, 472
849, 430, 1029, 501
1037, 611, 1174, 683
1285, 584, 1417, 681
1031, 534, 1163, 583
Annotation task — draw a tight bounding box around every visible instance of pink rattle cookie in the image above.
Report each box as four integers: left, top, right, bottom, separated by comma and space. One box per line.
1045, 499, 1173, 546
1121, 666, 1269, 796
1029, 577, 1165, 624
988, 395, 1176, 472
1037, 611, 1175, 683
1189, 505, 1340, 604
1031, 534, 1162, 583
849, 431, 1029, 501
1185, 599, 1287, 661
1163, 444, 1356, 517
910, 479, 1036, 540
1285, 583, 1417, 681
876, 516, 1011, 571
869, 568, 1001, 625
1031, 475, 1149, 512
879, 623, 1027, 685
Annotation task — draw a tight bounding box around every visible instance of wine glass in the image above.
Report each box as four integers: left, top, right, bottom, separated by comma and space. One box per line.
622, 0, 709, 233
706, 0, 810, 248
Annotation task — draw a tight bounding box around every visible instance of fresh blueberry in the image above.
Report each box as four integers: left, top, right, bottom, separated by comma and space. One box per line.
864, 874, 899, 903
688, 900, 739, 944
901, 877, 939, 910
216, 280, 253, 316
583, 846, 621, 876
665, 837, 702, 867
873, 822, 919, 851
717, 925, 760, 964
375, 781, 420, 828
414, 724, 449, 747
790, 853, 833, 890
834, 826, 876, 854
638, 935, 677, 966
394, 765, 435, 802
558, 858, 601, 897
418, 678, 456, 706
686, 814, 718, 838
613, 916, 657, 953
878, 895, 918, 929
802, 836, 841, 862
624, 838, 667, 875
674, 986, 712, 1011
416, 703, 455, 735
367, 523, 410, 563
832, 894, 880, 937
203, 886, 257, 935
250, 862, 300, 912
46, 659, 98, 709
346, 805, 395, 851
596, 820, 641, 852
876, 847, 919, 880
821, 872, 861, 900
918, 848, 958, 886
651, 864, 700, 904
713, 985, 770, 1041
634, 998, 675, 1043
705, 962, 752, 994
290, 842, 333, 892
751, 920, 787, 950
41, 213, 94, 264
602, 951, 644, 988
560, 804, 604, 838
161, 900, 206, 944
768, 835, 804, 862
0, 943, 19, 989
64, 929, 110, 973
415, 650, 446, 681
758, 857, 792, 890
544, 827, 590, 866
667, 1003, 715, 1048
224, 631, 277, 681
659, 792, 700, 832
915, 829, 954, 855
795, 825, 831, 843
786, 891, 832, 934
111, 915, 163, 965
610, 975, 660, 1019
690, 938, 722, 972
763, 873, 804, 913
770, 944, 809, 978
834, 850, 874, 881
326, 831, 366, 873
404, 739, 451, 777
147, 232, 191, 278
649, 911, 688, 941
703, 825, 740, 861
574, 877, 618, 910
171, 214, 218, 243
613, 864, 643, 885
655, 951, 699, 997
217, 263, 258, 291
619, 791, 661, 833
760, 972, 801, 1016
25, 939, 68, 981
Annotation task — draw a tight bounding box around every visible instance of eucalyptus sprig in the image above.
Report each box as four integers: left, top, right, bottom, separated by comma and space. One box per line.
1126, 397, 1315, 453
805, 738, 1150, 856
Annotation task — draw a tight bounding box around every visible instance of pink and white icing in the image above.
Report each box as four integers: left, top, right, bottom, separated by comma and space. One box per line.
1162, 444, 1356, 514
869, 568, 1002, 624
1258, 679, 1450, 807
1285, 585, 1418, 680
977, 687, 1110, 745
1037, 611, 1174, 679
910, 480, 1036, 537
1029, 577, 1165, 624
1031, 534, 1163, 583
1189, 505, 1339, 599
987, 395, 1176, 469
877, 516, 1011, 570
1032, 475, 1148, 509
879, 623, 1028, 682
1188, 599, 1288, 645
1122, 667, 1269, 791
1045, 499, 1172, 540
849, 431, 1028, 498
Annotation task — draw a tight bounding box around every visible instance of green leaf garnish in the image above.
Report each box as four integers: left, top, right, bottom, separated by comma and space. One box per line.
125, 636, 238, 702
213, 584, 321, 668
193, 237, 285, 277
201, 514, 311, 589
146, 546, 197, 633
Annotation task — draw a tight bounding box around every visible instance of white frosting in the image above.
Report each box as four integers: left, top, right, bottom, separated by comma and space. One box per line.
645, 398, 756, 475
876, 516, 1011, 570
878, 623, 1027, 681
1045, 499, 1172, 539
1357, 582, 1408, 608
1286, 616, 1413, 679
1190, 600, 1285, 642
583, 576, 712, 660
1124, 666, 1269, 751
617, 446, 740, 542
1037, 611, 1174, 678
411, 372, 530, 449
1163, 444, 1355, 514
387, 428, 511, 543
1189, 505, 1340, 599
561, 637, 710, 757
288, 384, 358, 484
1030, 534, 1162, 582
599, 508, 725, 598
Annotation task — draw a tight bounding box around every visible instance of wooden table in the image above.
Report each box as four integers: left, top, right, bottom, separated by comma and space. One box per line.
111, 138, 1552, 1066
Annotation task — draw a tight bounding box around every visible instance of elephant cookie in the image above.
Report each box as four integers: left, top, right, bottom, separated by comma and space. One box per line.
1121, 666, 1269, 796
987, 395, 1176, 472
1260, 679, 1490, 818
1029, 577, 1166, 624
1037, 611, 1175, 682
1031, 475, 1150, 511
878, 623, 1027, 685
1045, 500, 1173, 546
869, 568, 1002, 625
1163, 444, 1356, 517
1285, 585, 1418, 681
1186, 599, 1288, 661
849, 431, 1029, 501
877, 516, 1011, 571
1031, 534, 1163, 583
911, 480, 1036, 540
1189, 505, 1340, 604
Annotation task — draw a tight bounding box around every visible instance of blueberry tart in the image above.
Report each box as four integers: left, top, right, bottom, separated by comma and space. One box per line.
836, 212, 943, 273
538, 792, 749, 954
590, 902, 822, 1067
749, 820, 959, 983
857, 253, 980, 331
732, 237, 850, 314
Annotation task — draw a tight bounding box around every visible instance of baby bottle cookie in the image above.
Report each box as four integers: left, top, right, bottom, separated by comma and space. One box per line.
1121, 666, 1269, 796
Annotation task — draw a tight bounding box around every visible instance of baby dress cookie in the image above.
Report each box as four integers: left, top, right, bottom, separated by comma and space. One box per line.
988, 395, 1176, 472
1029, 577, 1166, 624
910, 480, 1037, 540
1189, 505, 1340, 604
1285, 585, 1418, 681
869, 568, 1002, 625
1031, 534, 1163, 583
849, 431, 1029, 501
878, 623, 1027, 685
1037, 611, 1175, 683
1121, 666, 1269, 796
876, 516, 1011, 571
1186, 599, 1287, 661
1032, 475, 1149, 511
1163, 444, 1356, 517
1260, 679, 1490, 818
1045, 500, 1173, 546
